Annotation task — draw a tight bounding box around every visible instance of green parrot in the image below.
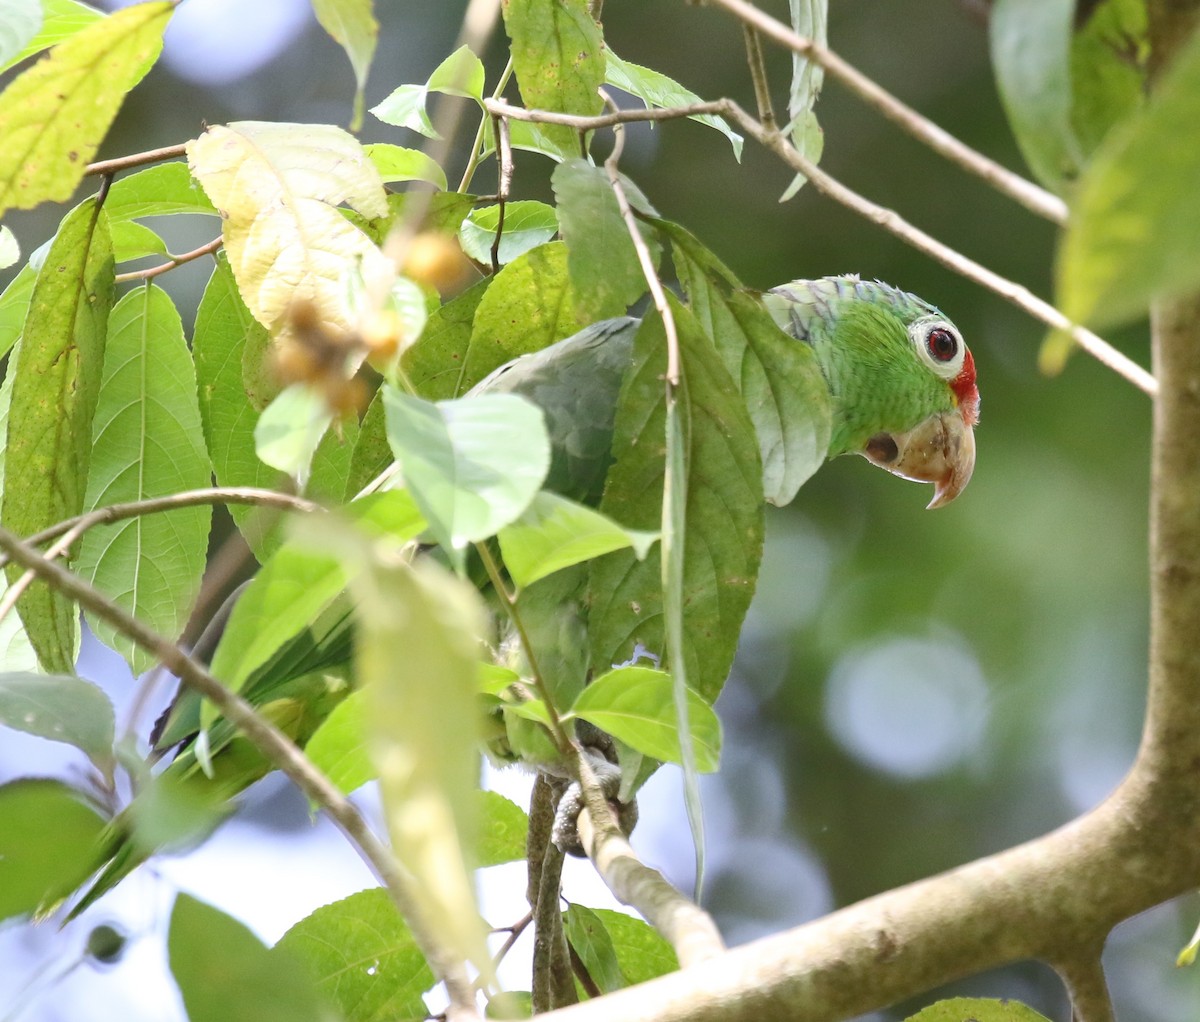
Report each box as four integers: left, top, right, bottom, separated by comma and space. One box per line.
65, 274, 978, 915
482, 275, 978, 509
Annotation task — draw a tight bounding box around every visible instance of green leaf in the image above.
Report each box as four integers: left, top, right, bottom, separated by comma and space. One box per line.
487, 993, 532, 1019
169, 894, 336, 1022
344, 387, 391, 499
778, 0, 827, 197
502, 0, 605, 155
75, 285, 211, 674
109, 219, 168, 262
275, 888, 434, 1022
499, 490, 658, 590
477, 790, 529, 867
352, 555, 492, 978
588, 302, 764, 705
0, 2, 173, 217
1069, 0, 1146, 157
663, 219, 831, 504
0, 672, 115, 776
193, 256, 281, 555
563, 903, 625, 994
127, 769, 227, 855
104, 161, 217, 221
363, 143, 447, 188
3, 198, 114, 673
481, 116, 576, 163
568, 666, 721, 771
305, 688, 372, 796
370, 45, 485, 137
605, 50, 743, 160
1058, 26, 1200, 328
0, 374, 36, 674
458, 201, 558, 267
552, 159, 659, 320
0, 259, 35, 361
310, 0, 379, 131
465, 241, 588, 388
400, 277, 490, 400
587, 908, 677, 985
255, 383, 335, 489
0, 0, 42, 69
209, 491, 425, 706
0, 0, 103, 74
990, 0, 1081, 193
903, 997, 1052, 1022
382, 388, 550, 557
0, 779, 107, 921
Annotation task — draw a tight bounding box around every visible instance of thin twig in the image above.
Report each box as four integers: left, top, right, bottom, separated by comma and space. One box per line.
3, 487, 321, 566
0, 526, 478, 1014
598, 92, 681, 385
475, 542, 573, 753
114, 237, 223, 283
567, 942, 604, 999
721, 102, 1158, 396
701, 0, 1069, 225
572, 753, 726, 968
84, 143, 189, 178
742, 25, 776, 130
488, 911, 533, 977
487, 97, 1156, 396
488, 97, 725, 131
0, 523, 86, 626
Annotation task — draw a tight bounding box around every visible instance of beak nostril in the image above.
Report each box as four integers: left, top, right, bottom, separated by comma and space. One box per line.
865, 433, 899, 464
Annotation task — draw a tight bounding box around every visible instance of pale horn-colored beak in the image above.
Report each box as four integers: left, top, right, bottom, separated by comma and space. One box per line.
861, 409, 976, 509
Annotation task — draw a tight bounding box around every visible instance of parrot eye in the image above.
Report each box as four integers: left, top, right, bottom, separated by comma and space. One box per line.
909, 317, 965, 379
927, 328, 957, 362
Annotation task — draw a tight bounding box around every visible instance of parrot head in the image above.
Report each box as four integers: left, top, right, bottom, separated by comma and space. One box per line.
766, 276, 979, 508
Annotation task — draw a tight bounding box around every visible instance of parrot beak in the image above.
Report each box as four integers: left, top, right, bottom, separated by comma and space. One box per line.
861, 409, 976, 509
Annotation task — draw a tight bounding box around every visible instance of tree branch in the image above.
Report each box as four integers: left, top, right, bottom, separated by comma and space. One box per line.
1055, 952, 1115, 1022
114, 237, 223, 283
699, 0, 1068, 225
84, 143, 189, 177
485, 97, 1156, 396
0, 526, 479, 1015
573, 754, 726, 969
3, 487, 320, 564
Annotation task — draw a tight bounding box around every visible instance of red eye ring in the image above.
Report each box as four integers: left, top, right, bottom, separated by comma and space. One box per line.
926, 326, 958, 362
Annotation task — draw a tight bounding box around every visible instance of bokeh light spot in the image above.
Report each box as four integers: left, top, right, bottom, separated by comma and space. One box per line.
824, 634, 990, 778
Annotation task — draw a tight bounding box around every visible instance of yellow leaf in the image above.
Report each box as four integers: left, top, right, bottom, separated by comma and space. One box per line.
352, 555, 493, 983
187, 121, 391, 335
0, 2, 173, 218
